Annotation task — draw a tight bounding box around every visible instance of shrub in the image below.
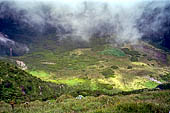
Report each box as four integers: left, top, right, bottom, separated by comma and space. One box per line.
147, 58, 153, 61
130, 56, 138, 62
143, 54, 147, 57
114, 102, 168, 113
111, 65, 119, 69
97, 83, 113, 90
121, 48, 140, 56
127, 66, 133, 69
99, 48, 126, 57
160, 73, 170, 82
157, 83, 170, 90
101, 69, 115, 78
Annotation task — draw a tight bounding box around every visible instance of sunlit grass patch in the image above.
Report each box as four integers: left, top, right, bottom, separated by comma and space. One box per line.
132, 62, 148, 66
70, 48, 91, 56
144, 81, 159, 88
98, 74, 159, 91
28, 70, 53, 81
55, 78, 87, 86
99, 48, 126, 57
29, 70, 50, 77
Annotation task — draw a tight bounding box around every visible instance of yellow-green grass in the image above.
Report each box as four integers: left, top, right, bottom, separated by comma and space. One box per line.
27, 69, 160, 92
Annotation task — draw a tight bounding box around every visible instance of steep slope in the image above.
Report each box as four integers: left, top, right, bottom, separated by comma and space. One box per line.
0, 60, 68, 104
138, 2, 170, 51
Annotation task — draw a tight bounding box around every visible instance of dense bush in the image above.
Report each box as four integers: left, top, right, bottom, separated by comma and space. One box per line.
130, 56, 138, 62
127, 66, 133, 69
114, 102, 168, 113
147, 58, 153, 61
101, 69, 115, 78
111, 65, 119, 69
121, 48, 140, 56
0, 61, 68, 104
99, 48, 126, 57
122, 48, 140, 62
160, 73, 170, 82
157, 83, 170, 90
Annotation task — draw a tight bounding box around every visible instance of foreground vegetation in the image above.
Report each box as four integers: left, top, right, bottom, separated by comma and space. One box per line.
1, 89, 170, 113
0, 60, 68, 104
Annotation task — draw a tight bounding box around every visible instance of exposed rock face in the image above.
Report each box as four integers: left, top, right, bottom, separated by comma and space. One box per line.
138, 1, 170, 50
0, 1, 36, 42
16, 60, 27, 70
0, 33, 29, 56
0, 1, 31, 56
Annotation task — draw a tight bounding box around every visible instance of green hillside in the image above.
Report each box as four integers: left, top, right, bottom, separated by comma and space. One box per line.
0, 60, 68, 104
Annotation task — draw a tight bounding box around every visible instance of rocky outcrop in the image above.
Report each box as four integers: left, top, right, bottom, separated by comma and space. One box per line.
16, 60, 27, 70
0, 33, 29, 56
137, 1, 170, 50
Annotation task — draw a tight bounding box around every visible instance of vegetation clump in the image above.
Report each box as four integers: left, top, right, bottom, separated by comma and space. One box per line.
130, 56, 139, 62
160, 73, 170, 82
127, 66, 133, 69
99, 48, 126, 57
111, 65, 119, 69
122, 48, 140, 56
101, 68, 115, 78
157, 83, 170, 90
0, 60, 68, 105
122, 48, 140, 62
147, 58, 154, 61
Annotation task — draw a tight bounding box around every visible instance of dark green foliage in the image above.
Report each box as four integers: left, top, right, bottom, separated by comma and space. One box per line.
101, 69, 115, 78
114, 103, 168, 113
147, 58, 153, 61
99, 48, 126, 57
160, 73, 170, 82
111, 65, 119, 69
143, 54, 147, 57
130, 56, 138, 62
97, 83, 113, 90
157, 83, 170, 90
127, 66, 133, 69
0, 61, 68, 104
122, 48, 140, 56
122, 48, 140, 62
151, 64, 155, 66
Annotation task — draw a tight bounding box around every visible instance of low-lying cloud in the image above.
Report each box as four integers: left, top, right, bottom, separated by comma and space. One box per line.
0, 32, 29, 56
0, 0, 170, 45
